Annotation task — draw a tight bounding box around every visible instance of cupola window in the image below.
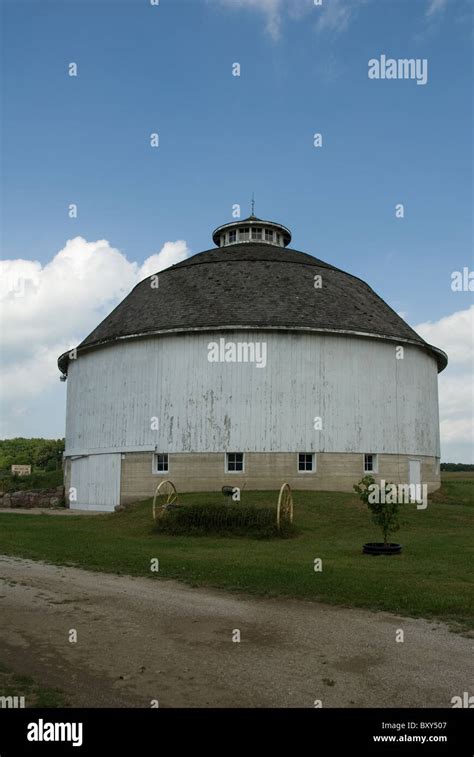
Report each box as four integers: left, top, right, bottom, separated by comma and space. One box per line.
211, 214, 291, 249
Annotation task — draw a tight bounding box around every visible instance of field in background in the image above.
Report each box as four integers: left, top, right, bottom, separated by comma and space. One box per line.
429, 476, 474, 505
440, 471, 474, 480
0, 479, 472, 631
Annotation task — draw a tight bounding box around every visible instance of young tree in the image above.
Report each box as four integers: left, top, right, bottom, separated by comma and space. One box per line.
354, 476, 402, 545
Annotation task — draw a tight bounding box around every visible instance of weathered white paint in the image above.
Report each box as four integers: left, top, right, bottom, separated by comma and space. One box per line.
70, 453, 121, 511
64, 331, 441, 458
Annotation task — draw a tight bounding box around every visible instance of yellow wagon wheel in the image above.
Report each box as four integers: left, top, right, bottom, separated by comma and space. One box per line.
152, 480, 178, 521
276, 482, 293, 529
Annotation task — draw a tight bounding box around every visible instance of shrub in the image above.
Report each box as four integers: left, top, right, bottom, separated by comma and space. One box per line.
154, 503, 296, 539
0, 469, 64, 493
353, 475, 402, 545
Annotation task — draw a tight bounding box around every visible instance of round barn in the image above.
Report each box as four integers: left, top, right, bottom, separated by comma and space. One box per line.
58, 215, 447, 511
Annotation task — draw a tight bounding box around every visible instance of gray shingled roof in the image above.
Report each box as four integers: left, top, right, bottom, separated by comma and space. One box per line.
58, 243, 447, 373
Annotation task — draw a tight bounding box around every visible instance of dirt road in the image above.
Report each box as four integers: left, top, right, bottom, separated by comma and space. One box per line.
0, 555, 470, 708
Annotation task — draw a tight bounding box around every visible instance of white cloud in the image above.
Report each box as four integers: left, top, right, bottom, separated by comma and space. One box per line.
315, 0, 353, 33
315, 0, 369, 34
426, 0, 449, 17
138, 241, 189, 279
0, 237, 189, 432
415, 0, 469, 44
212, 0, 370, 39
415, 305, 474, 460
213, 0, 319, 39
1, 344, 64, 402
416, 306, 473, 366
214, 0, 284, 39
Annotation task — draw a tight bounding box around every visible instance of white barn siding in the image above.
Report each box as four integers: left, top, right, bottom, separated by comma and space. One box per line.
64, 331, 440, 458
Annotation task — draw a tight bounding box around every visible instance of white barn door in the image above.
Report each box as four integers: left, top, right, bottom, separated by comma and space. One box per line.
408, 459, 421, 503
409, 459, 421, 487
70, 454, 121, 512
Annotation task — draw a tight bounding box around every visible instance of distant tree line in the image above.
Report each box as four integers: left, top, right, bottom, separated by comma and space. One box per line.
440, 463, 474, 471
0, 438, 65, 472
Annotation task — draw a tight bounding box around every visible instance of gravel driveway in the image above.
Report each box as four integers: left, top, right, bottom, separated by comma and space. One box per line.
0, 555, 470, 708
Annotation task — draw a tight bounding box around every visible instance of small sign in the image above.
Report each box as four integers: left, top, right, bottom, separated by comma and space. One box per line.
11, 465, 31, 476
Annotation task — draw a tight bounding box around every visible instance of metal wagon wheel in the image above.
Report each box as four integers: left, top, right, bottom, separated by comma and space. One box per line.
276, 482, 293, 529
152, 480, 178, 521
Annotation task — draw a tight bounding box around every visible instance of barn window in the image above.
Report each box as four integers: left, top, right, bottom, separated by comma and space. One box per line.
229, 229, 236, 243
252, 227, 262, 240
153, 453, 169, 474
239, 227, 249, 241
363, 453, 378, 473
226, 452, 244, 472
265, 228, 273, 242
298, 453, 315, 472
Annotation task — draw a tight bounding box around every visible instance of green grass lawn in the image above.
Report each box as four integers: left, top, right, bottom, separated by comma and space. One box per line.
0, 664, 67, 708
0, 481, 472, 631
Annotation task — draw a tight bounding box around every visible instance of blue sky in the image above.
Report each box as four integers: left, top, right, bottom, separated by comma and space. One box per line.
1, 0, 473, 460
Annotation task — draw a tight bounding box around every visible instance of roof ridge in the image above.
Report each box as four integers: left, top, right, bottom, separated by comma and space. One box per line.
153, 245, 387, 302
169, 252, 334, 271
